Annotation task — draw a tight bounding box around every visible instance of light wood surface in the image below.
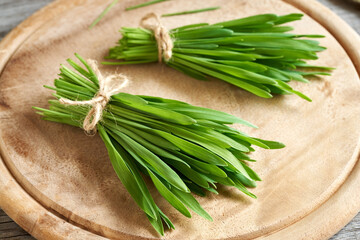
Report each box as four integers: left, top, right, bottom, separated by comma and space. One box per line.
0, 0, 360, 239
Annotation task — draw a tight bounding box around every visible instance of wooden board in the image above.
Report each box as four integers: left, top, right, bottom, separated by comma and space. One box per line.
0, 0, 360, 239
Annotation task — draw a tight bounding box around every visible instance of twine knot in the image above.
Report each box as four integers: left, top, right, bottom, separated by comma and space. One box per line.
59, 59, 128, 134
140, 13, 173, 63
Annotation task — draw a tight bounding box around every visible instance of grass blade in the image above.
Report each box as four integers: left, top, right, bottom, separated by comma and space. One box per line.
126, 0, 168, 11
162, 7, 220, 17
89, 0, 119, 29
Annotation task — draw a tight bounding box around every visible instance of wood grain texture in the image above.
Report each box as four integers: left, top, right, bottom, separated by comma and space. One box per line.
0, 0, 358, 240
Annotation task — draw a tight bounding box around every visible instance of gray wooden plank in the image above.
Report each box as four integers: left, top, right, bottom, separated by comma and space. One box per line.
0, 210, 35, 239
331, 212, 360, 240
1, 236, 35, 240
0, 215, 14, 224
0, 0, 359, 240
0, 209, 7, 217
0, 0, 54, 39
0, 222, 31, 237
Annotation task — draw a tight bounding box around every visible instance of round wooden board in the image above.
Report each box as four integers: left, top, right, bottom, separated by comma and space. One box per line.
1, 0, 360, 239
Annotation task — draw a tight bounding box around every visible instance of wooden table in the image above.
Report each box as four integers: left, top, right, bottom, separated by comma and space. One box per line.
0, 0, 359, 239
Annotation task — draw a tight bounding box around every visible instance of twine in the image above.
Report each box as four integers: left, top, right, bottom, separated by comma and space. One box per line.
140, 13, 173, 63
59, 60, 128, 134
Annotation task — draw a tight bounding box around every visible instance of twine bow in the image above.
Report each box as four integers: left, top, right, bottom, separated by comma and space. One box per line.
140, 13, 173, 63
59, 60, 128, 134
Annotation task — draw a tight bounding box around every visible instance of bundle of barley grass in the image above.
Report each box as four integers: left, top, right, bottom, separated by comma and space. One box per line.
104, 13, 333, 101
34, 54, 284, 235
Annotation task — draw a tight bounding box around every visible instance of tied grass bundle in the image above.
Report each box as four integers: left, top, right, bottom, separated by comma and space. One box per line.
34, 54, 285, 235
104, 13, 333, 101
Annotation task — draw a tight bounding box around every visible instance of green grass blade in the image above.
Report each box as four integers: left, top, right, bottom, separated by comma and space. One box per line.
148, 171, 192, 218
126, 0, 168, 11
98, 126, 158, 219
162, 7, 220, 17
89, 0, 119, 29
171, 187, 213, 221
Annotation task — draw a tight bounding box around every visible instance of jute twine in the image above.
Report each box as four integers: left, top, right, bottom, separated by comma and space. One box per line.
59, 60, 128, 134
140, 13, 173, 63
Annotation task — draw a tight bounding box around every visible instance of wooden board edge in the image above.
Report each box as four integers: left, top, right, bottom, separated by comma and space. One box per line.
0, 0, 85, 75
260, 154, 360, 240
0, 1, 108, 239
259, 0, 360, 239
0, 154, 107, 240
